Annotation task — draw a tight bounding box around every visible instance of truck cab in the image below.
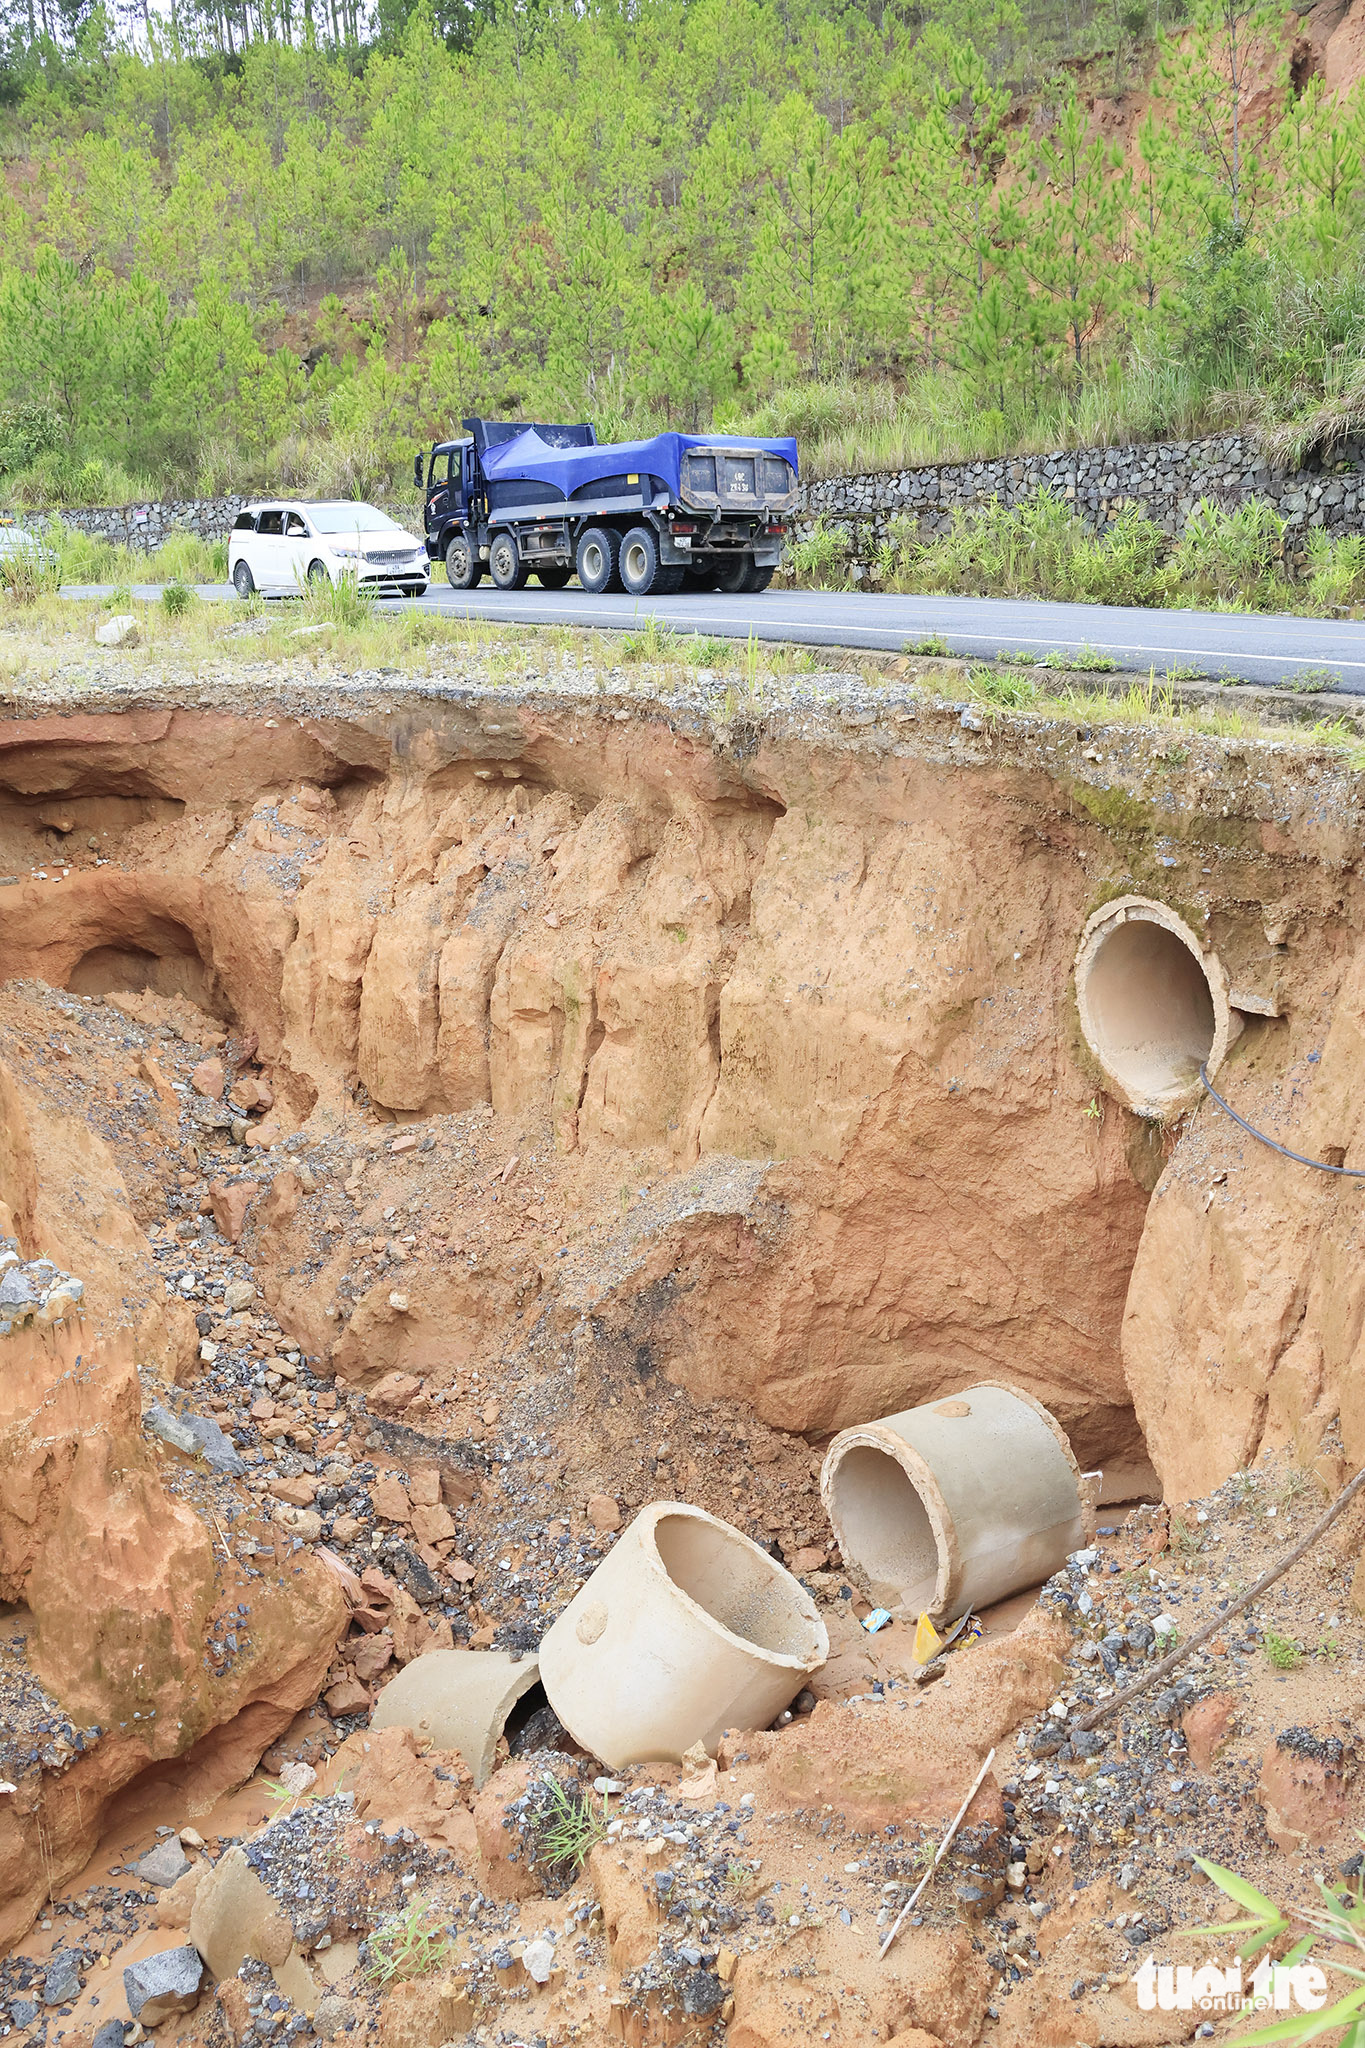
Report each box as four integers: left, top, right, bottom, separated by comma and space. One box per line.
418, 438, 476, 543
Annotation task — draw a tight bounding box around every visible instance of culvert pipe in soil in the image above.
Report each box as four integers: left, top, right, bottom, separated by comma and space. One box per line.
538, 1502, 829, 1767
1074, 895, 1240, 1116
820, 1382, 1091, 1625
370, 1648, 542, 1788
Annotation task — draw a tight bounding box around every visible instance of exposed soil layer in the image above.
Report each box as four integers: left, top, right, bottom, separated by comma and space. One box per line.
2, 650, 1365, 2047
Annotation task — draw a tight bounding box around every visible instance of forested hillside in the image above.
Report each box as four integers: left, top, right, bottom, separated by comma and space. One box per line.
0, 0, 1363, 501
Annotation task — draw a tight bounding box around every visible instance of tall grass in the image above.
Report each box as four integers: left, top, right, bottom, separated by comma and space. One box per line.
728, 358, 1230, 483
812, 488, 1365, 618
41, 521, 226, 586
3, 450, 155, 508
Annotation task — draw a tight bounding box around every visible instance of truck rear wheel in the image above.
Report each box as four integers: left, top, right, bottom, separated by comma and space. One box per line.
576, 527, 622, 594
537, 566, 572, 589
619, 527, 665, 596
713, 557, 754, 594
618, 530, 686, 597
713, 558, 774, 594
445, 533, 482, 590
488, 531, 528, 591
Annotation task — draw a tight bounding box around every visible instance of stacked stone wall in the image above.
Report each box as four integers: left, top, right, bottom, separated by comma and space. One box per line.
0, 499, 247, 550
11, 431, 1365, 566
797, 433, 1365, 572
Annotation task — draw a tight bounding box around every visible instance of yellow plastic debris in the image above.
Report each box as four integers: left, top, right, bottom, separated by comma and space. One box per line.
913, 1611, 944, 1666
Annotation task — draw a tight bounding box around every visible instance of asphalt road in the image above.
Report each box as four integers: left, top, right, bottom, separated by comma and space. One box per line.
62, 581, 1365, 691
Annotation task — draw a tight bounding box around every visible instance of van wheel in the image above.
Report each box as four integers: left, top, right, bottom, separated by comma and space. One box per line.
307, 559, 330, 585
488, 531, 528, 590
445, 532, 482, 589
232, 560, 255, 599
577, 526, 622, 594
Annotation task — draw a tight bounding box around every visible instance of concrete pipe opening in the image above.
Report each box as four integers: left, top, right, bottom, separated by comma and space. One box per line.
819, 1443, 943, 1616
821, 1382, 1090, 1625
653, 1510, 825, 1662
1075, 896, 1238, 1116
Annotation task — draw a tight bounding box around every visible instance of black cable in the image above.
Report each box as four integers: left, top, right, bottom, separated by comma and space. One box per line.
1199, 1063, 1365, 1178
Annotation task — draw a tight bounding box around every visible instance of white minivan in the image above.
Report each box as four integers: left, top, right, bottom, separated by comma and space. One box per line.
228, 501, 429, 598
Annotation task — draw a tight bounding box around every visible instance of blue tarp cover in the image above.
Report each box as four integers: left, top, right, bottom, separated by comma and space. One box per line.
478, 427, 799, 498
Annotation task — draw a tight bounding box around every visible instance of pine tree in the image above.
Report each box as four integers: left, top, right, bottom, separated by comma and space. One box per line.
1011, 86, 1123, 380
1155, 0, 1285, 231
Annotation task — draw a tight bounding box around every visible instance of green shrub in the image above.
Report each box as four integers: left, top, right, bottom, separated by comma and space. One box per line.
301, 568, 375, 629
968, 665, 1037, 707
0, 402, 64, 478
151, 530, 225, 585
0, 541, 60, 603
4, 449, 153, 509
786, 517, 848, 586
1304, 528, 1365, 611
1168, 497, 1288, 604
161, 581, 194, 616
1044, 643, 1118, 672
1277, 664, 1343, 693
683, 634, 732, 665
620, 614, 678, 661
886, 490, 1166, 605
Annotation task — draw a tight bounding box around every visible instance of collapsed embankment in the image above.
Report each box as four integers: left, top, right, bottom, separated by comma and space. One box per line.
1, 649, 1364, 1992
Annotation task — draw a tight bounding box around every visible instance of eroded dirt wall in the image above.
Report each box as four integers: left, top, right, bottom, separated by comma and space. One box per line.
0, 687, 1360, 1483
1124, 931, 1365, 1499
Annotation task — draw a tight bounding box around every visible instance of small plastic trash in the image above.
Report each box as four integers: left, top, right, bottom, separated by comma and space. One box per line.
913, 1611, 944, 1665
862, 1607, 893, 1634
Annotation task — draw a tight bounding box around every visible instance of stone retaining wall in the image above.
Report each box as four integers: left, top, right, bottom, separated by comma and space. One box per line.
12, 431, 1365, 564
1, 498, 247, 550
797, 433, 1365, 567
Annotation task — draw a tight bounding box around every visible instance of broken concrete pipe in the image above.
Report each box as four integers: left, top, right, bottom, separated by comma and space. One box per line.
820, 1381, 1092, 1625
1074, 894, 1240, 1116
370, 1648, 542, 1788
537, 1502, 828, 1768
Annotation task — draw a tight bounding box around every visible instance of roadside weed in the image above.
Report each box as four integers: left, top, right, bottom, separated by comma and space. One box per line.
530, 1775, 608, 1882
363, 1897, 454, 1986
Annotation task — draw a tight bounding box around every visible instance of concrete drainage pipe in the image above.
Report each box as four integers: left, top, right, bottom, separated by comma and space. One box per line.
820, 1382, 1090, 1625
538, 1502, 829, 1767
370, 1648, 542, 1788
1075, 895, 1239, 1116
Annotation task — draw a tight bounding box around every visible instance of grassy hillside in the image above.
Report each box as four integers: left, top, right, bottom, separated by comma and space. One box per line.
0, 0, 1362, 502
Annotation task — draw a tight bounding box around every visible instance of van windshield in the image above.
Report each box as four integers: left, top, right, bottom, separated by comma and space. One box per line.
306, 503, 405, 534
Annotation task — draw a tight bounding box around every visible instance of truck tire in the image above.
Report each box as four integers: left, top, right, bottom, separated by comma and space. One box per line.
577, 526, 622, 594
537, 566, 572, 589
619, 527, 665, 596
445, 532, 482, 590
620, 528, 685, 598
488, 531, 528, 590
713, 557, 753, 593
683, 565, 718, 591
745, 565, 775, 592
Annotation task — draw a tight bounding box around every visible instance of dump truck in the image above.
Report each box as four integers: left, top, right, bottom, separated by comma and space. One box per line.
416, 416, 799, 596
